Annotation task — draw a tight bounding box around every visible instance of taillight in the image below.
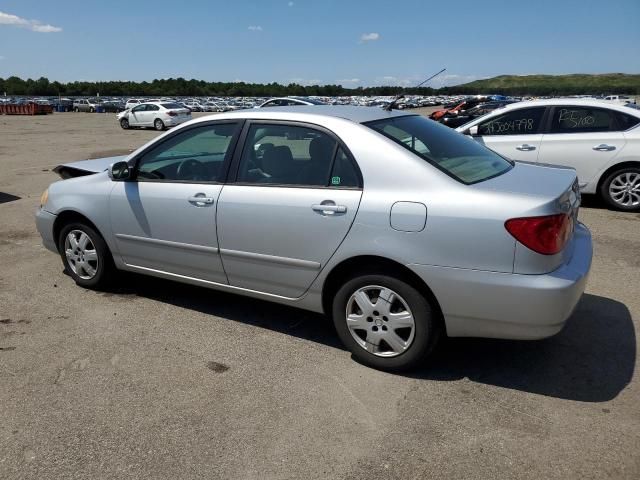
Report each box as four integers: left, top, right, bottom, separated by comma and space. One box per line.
505, 214, 573, 255
167, 110, 177, 116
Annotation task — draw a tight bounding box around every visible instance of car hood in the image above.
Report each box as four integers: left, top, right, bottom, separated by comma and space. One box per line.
52, 155, 127, 179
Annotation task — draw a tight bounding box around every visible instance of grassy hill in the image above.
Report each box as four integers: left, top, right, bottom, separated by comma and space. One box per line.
445, 73, 640, 96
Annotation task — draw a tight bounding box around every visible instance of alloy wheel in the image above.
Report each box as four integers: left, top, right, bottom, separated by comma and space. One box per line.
64, 230, 99, 280
345, 285, 415, 357
609, 172, 640, 207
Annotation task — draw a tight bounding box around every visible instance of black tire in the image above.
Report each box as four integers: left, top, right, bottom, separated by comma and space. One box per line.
74, 107, 79, 113
599, 166, 640, 212
120, 118, 130, 129
89, 107, 95, 113
332, 274, 441, 371
58, 222, 115, 289
154, 119, 165, 131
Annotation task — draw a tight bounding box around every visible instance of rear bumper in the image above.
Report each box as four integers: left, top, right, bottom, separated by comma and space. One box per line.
409, 223, 592, 340
35, 209, 58, 253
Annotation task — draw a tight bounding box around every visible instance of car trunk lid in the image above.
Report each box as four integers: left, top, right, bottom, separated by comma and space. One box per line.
473, 161, 581, 274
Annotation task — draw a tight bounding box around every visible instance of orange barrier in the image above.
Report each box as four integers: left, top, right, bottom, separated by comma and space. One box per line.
0, 103, 54, 115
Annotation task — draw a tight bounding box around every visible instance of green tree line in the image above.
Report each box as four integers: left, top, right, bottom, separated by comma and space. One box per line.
1, 74, 638, 97
0, 76, 438, 97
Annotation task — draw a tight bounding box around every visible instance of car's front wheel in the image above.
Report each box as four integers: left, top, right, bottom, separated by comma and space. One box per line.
58, 223, 114, 289
120, 118, 129, 129
332, 274, 441, 371
600, 166, 640, 211
154, 119, 165, 131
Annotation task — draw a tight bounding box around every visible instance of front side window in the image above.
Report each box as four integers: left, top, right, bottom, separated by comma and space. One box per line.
136, 123, 237, 182
550, 106, 615, 133
477, 107, 546, 136
237, 124, 356, 187
132, 105, 146, 112
367, 115, 512, 184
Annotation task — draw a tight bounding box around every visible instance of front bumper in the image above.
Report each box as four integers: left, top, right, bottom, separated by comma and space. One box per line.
35, 209, 58, 253
409, 222, 593, 340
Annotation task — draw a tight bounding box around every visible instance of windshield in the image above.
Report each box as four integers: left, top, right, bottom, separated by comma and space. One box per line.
366, 115, 513, 184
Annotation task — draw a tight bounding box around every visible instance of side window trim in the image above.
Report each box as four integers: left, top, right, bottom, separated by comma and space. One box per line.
545, 105, 619, 134
478, 107, 548, 136
128, 120, 244, 184
227, 119, 363, 189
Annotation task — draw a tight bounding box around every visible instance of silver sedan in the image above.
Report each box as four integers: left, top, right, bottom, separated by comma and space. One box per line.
36, 106, 592, 371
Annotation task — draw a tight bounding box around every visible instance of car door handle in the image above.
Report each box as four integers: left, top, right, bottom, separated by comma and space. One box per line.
188, 195, 215, 206
593, 144, 616, 151
312, 204, 347, 214
516, 144, 536, 151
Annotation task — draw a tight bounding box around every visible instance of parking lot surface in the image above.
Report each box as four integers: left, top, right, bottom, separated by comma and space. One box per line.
1, 111, 639, 479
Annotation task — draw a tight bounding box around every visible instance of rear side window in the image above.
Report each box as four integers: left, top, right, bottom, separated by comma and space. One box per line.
615, 112, 640, 131
550, 107, 614, 133
236, 124, 360, 188
367, 115, 512, 184
161, 103, 182, 109
477, 107, 546, 136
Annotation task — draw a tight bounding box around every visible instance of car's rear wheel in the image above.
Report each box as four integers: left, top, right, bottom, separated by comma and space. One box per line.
332, 274, 440, 371
120, 118, 129, 129
58, 223, 114, 289
154, 119, 165, 131
600, 166, 640, 211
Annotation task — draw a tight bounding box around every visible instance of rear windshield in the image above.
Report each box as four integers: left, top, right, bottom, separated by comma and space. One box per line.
366, 115, 513, 184
161, 103, 183, 109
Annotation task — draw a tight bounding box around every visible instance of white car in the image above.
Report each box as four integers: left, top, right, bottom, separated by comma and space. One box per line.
603, 95, 634, 104
457, 99, 640, 211
258, 97, 325, 107
124, 98, 145, 110
117, 102, 191, 131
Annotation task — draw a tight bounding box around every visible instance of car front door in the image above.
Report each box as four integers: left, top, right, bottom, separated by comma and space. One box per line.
129, 104, 147, 126
109, 121, 241, 283
472, 107, 547, 162
217, 122, 363, 298
537, 106, 626, 187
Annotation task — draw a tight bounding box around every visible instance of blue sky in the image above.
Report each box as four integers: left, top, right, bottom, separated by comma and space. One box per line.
0, 0, 638, 87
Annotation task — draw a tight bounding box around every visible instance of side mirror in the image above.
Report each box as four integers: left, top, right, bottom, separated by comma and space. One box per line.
465, 125, 479, 136
108, 161, 131, 181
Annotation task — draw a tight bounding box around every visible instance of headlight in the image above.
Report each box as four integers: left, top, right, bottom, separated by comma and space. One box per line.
40, 188, 49, 209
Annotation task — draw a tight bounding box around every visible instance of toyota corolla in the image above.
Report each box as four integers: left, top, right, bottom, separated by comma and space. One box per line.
36, 106, 592, 371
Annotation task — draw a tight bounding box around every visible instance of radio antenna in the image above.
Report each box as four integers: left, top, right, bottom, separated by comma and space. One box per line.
384, 68, 446, 111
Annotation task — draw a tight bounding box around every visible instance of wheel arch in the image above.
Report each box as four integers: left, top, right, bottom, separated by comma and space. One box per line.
321, 255, 445, 333
53, 210, 109, 252
596, 160, 640, 193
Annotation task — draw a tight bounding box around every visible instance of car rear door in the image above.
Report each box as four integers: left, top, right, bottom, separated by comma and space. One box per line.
109, 121, 242, 283
216, 121, 363, 298
472, 107, 547, 162
537, 105, 626, 187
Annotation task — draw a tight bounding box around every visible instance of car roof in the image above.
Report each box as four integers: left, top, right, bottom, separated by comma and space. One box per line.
198, 105, 413, 124
499, 98, 639, 114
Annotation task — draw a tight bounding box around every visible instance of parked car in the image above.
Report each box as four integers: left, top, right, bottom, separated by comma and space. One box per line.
258, 97, 326, 107
430, 97, 491, 121
72, 98, 102, 112
603, 95, 634, 104
183, 101, 204, 112
125, 98, 145, 110
456, 99, 640, 211
101, 100, 126, 113
37, 106, 591, 371
439, 101, 517, 128
116, 102, 191, 130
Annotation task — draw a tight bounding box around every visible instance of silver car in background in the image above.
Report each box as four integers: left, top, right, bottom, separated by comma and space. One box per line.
36, 106, 592, 371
